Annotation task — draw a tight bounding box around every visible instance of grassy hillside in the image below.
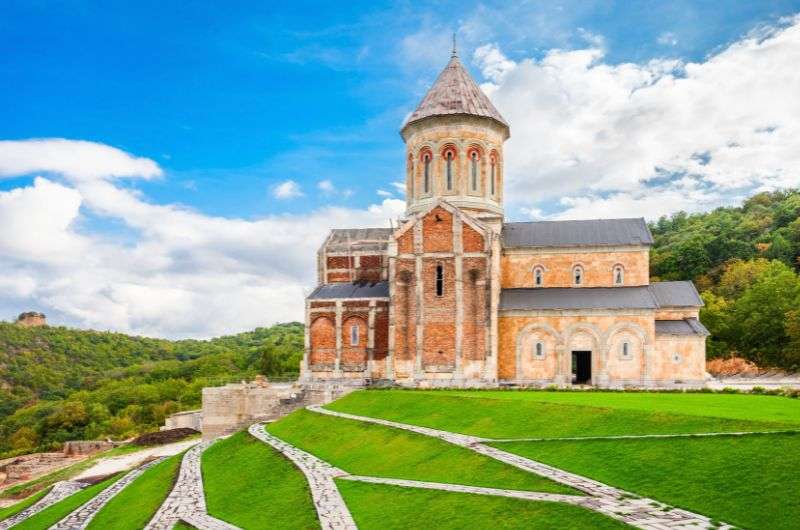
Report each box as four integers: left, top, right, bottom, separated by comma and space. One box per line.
0, 322, 303, 457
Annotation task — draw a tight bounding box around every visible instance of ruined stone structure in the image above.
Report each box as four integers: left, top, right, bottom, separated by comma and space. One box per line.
301, 50, 708, 389
15, 311, 46, 327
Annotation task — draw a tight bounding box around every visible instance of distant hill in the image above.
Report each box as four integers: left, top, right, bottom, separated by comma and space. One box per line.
0, 322, 302, 457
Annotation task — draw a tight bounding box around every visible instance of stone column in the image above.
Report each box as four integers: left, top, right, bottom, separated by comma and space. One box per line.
334, 300, 343, 378
554, 344, 568, 387
643, 344, 655, 388
454, 217, 464, 381
596, 346, 610, 388
367, 301, 376, 378
386, 244, 396, 379
414, 221, 424, 380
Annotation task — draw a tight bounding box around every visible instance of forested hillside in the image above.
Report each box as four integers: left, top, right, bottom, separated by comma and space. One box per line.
0, 322, 302, 457
649, 189, 800, 370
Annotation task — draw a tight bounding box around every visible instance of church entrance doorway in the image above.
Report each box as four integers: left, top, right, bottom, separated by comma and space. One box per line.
572, 351, 592, 384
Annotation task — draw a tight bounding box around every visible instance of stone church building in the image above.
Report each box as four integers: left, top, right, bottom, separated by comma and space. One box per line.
300, 51, 708, 388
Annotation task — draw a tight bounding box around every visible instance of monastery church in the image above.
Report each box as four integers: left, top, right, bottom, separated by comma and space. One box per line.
301, 49, 709, 388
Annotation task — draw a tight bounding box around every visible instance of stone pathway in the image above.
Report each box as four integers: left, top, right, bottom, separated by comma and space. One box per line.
0, 481, 85, 530
490, 429, 800, 443
144, 441, 240, 530
48, 457, 165, 530
248, 423, 357, 530
308, 405, 735, 530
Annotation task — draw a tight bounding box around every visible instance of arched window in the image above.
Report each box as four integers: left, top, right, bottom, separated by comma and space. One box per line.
621, 341, 631, 359
534, 341, 545, 359
423, 152, 431, 194
435, 263, 444, 296
613, 265, 624, 286
407, 154, 414, 197
533, 266, 544, 287
350, 323, 360, 346
490, 151, 498, 196
470, 151, 479, 191
573, 265, 583, 286
445, 151, 454, 190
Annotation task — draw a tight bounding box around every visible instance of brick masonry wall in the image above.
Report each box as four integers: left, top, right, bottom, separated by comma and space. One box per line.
310, 314, 336, 365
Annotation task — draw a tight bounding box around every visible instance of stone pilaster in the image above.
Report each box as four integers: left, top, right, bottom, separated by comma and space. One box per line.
334, 301, 343, 378
367, 300, 376, 378
454, 217, 464, 380
413, 220, 424, 379
302, 299, 311, 381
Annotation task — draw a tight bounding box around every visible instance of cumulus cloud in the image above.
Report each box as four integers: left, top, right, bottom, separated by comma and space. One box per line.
0, 139, 404, 338
479, 15, 800, 219
272, 179, 303, 199
317, 179, 334, 193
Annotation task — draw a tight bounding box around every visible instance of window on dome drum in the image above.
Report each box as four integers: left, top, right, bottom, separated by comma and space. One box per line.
470, 151, 479, 191
435, 263, 444, 296
423, 153, 431, 193
573, 265, 583, 285
534, 267, 543, 287
614, 265, 624, 285
534, 341, 545, 359
446, 151, 454, 190
490, 161, 495, 195
350, 324, 359, 346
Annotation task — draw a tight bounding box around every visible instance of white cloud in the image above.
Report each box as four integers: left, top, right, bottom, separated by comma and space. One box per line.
391, 181, 406, 195
473, 43, 516, 84
272, 179, 303, 199
0, 138, 161, 182
657, 31, 678, 46
0, 139, 404, 338
317, 179, 334, 193
479, 15, 800, 219
377, 189, 392, 197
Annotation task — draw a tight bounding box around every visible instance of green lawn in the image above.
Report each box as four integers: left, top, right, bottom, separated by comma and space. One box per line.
336, 480, 627, 530
172, 521, 196, 529
494, 432, 800, 530
12, 473, 122, 530
202, 430, 319, 530
326, 390, 800, 438
0, 486, 50, 522
86, 453, 182, 530
267, 409, 573, 494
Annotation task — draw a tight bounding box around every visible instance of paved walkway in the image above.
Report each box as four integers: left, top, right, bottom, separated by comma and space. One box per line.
248, 423, 357, 530
50, 457, 165, 530
75, 439, 199, 480
308, 405, 734, 530
144, 441, 240, 530
0, 482, 85, 530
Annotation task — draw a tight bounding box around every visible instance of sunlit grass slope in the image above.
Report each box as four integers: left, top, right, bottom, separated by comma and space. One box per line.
337, 480, 627, 530
202, 431, 319, 530
496, 432, 800, 530
86, 453, 182, 530
267, 409, 572, 493
326, 390, 800, 438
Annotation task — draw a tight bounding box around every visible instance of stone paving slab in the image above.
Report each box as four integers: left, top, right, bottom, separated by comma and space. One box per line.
308, 405, 735, 530
144, 441, 239, 530
0, 481, 85, 530
49, 457, 166, 530
248, 423, 357, 530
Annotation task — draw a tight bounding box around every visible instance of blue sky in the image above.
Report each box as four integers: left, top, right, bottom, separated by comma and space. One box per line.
3, 0, 799, 218
1, 1, 800, 336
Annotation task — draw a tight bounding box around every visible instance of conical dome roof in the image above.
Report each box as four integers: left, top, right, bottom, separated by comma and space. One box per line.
403, 54, 508, 132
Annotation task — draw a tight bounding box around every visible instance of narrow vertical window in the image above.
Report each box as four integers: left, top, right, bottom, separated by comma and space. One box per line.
614, 265, 624, 285
436, 263, 444, 296
423, 153, 431, 194
534, 342, 544, 359
490, 160, 496, 195
350, 324, 359, 346
573, 265, 583, 286
446, 151, 453, 190
470, 151, 478, 191
622, 341, 630, 359
534, 267, 543, 287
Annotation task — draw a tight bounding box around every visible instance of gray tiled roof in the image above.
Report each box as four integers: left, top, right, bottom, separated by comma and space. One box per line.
325, 228, 394, 252
502, 218, 654, 248
499, 281, 702, 311
649, 281, 703, 307
308, 281, 390, 300
655, 318, 710, 336
403, 56, 508, 130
